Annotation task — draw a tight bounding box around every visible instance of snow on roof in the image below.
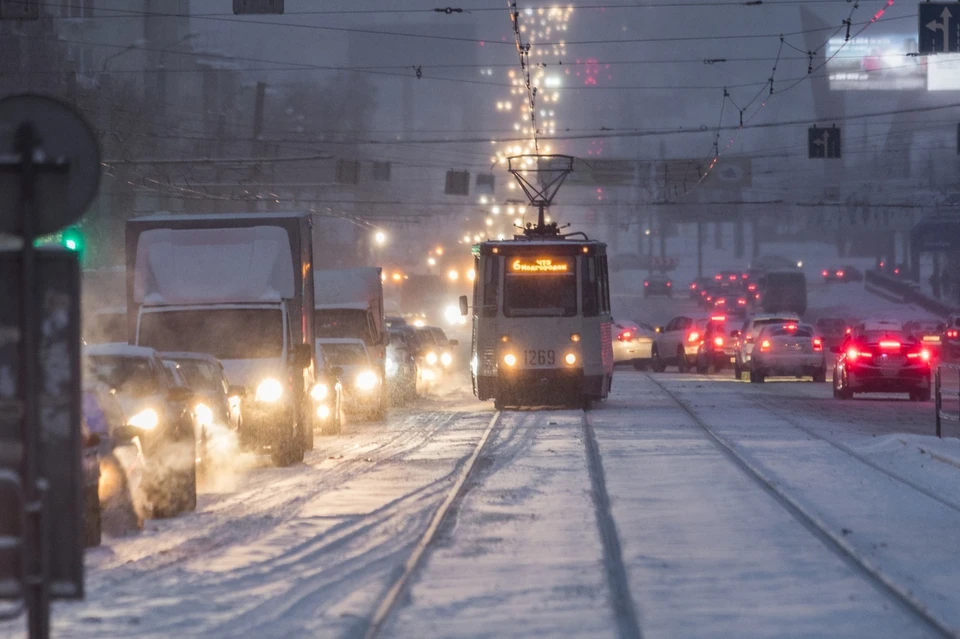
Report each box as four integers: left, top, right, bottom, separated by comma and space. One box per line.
84, 343, 157, 358
160, 351, 221, 364
132, 212, 309, 223
314, 268, 382, 306
134, 226, 295, 305
315, 302, 369, 311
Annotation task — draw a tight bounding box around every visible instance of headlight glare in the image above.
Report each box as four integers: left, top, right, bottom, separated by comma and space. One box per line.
440, 352, 453, 367
564, 353, 578, 366
310, 383, 329, 401
425, 351, 439, 366
194, 403, 213, 427
503, 353, 517, 367
128, 408, 158, 431
356, 370, 379, 391
255, 378, 284, 403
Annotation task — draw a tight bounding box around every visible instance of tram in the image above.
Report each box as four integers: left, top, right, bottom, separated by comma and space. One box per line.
461, 221, 614, 409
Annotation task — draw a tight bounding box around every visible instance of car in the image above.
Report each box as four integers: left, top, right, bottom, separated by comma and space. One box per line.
749, 323, 827, 383
814, 317, 849, 351
757, 269, 807, 316
903, 320, 945, 361
652, 315, 710, 373
310, 343, 344, 434
733, 313, 802, 380
85, 344, 198, 519
942, 313, 960, 362
643, 273, 673, 298
698, 282, 723, 309
162, 352, 244, 460
833, 327, 932, 400
386, 328, 419, 404
421, 326, 460, 371
688, 276, 713, 300
317, 338, 384, 420
715, 271, 745, 290
822, 265, 864, 283
695, 315, 739, 374
613, 320, 655, 370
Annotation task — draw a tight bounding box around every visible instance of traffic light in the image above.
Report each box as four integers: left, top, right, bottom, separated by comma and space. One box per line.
60, 225, 84, 255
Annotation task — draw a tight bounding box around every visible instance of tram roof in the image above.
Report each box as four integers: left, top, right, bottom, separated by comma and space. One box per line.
474, 239, 607, 256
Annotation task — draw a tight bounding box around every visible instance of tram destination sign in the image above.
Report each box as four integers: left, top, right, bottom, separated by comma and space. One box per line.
510, 257, 572, 274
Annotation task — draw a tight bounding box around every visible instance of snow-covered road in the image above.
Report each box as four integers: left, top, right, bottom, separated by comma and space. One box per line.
3, 284, 959, 638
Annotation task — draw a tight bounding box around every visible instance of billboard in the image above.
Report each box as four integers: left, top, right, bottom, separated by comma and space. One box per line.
827, 35, 960, 91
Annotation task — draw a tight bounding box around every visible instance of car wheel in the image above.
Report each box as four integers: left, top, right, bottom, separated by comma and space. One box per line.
304, 408, 315, 451
494, 395, 505, 411
734, 360, 742, 380
813, 368, 827, 383
677, 347, 689, 373
651, 347, 666, 373
836, 372, 853, 399
271, 420, 304, 467
911, 387, 932, 402
149, 437, 197, 518
83, 485, 101, 548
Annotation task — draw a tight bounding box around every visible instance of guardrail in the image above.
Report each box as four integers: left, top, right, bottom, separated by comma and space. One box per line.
865, 269, 956, 318
935, 363, 960, 438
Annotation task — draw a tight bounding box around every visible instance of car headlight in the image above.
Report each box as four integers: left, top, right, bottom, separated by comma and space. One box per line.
310, 382, 329, 402
356, 370, 379, 391
127, 408, 158, 431
425, 351, 438, 366
255, 378, 284, 403
194, 403, 213, 427
440, 352, 453, 367
316, 405, 332, 420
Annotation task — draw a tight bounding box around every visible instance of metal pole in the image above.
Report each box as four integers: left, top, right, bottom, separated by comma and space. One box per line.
696, 221, 703, 278
15, 124, 50, 639
935, 366, 942, 438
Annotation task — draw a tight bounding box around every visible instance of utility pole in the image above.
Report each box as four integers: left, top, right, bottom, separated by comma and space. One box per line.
248, 81, 266, 213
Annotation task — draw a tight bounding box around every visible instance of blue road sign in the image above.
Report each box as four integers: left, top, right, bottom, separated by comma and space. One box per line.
919, 3, 960, 54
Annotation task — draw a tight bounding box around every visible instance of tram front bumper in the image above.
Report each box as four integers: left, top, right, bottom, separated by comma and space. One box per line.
493, 368, 604, 403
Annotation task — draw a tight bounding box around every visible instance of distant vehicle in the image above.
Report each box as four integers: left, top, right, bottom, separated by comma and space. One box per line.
758, 269, 807, 316
162, 352, 244, 450
311, 343, 344, 434
749, 323, 827, 383
733, 313, 802, 380
385, 315, 408, 329
695, 315, 738, 374
318, 338, 384, 420
715, 270, 745, 291
689, 276, 712, 300
903, 320, 945, 360
127, 213, 316, 466
314, 268, 388, 417
419, 326, 459, 371
942, 313, 960, 361
613, 319, 654, 370
652, 315, 710, 373
822, 266, 864, 283
833, 328, 932, 401
749, 255, 799, 272
813, 317, 849, 351
85, 344, 198, 518
386, 327, 419, 404
643, 273, 673, 298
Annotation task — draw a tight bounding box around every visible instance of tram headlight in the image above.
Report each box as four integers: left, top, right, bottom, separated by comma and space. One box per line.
503, 353, 517, 367
564, 353, 578, 366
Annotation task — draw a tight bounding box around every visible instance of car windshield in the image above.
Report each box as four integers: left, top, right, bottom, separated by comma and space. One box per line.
172, 359, 223, 393
861, 331, 910, 344
87, 355, 158, 397
503, 257, 577, 318
139, 309, 283, 360
315, 309, 374, 344
321, 343, 368, 366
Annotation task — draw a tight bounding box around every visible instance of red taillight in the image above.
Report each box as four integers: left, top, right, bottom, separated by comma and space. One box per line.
894, 268, 900, 275
690, 283, 697, 290
845, 327, 853, 335
846, 347, 873, 361
879, 340, 901, 350
644, 281, 649, 287
737, 298, 747, 306
729, 275, 737, 281
741, 273, 748, 279
687, 331, 700, 343
784, 324, 797, 331
836, 270, 845, 278
617, 331, 632, 342
760, 339, 771, 352
714, 274, 722, 280
747, 283, 757, 291
813, 338, 823, 352
666, 281, 672, 287
822, 270, 829, 277
710, 315, 726, 322
921, 349, 931, 362
947, 329, 959, 339
713, 336, 724, 347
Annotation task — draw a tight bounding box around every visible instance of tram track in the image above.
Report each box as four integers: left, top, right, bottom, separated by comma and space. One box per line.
648, 375, 958, 638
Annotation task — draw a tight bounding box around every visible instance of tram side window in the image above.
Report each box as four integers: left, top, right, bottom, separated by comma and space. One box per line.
472, 256, 480, 314
598, 256, 610, 314
583, 256, 599, 317
482, 256, 499, 317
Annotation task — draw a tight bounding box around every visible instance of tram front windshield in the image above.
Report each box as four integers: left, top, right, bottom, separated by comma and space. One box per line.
503, 256, 577, 317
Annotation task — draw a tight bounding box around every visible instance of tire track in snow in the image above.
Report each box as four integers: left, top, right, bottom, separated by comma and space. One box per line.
648, 375, 957, 639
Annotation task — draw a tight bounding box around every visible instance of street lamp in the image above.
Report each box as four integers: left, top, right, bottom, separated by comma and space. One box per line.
374, 230, 387, 246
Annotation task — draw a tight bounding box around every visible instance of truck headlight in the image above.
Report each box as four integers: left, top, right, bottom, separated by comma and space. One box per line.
310, 382, 329, 401
356, 370, 379, 392
440, 352, 453, 367
194, 403, 213, 427
128, 408, 158, 431
255, 378, 284, 403
425, 351, 438, 366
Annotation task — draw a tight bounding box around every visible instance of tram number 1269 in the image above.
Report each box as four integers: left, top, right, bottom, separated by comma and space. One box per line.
525, 349, 556, 367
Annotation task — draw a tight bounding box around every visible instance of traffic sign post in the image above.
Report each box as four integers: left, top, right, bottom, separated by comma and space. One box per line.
919, 3, 960, 54
808, 126, 842, 159
0, 95, 99, 639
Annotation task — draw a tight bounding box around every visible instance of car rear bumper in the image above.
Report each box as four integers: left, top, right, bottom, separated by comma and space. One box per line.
847, 366, 930, 391
753, 353, 825, 375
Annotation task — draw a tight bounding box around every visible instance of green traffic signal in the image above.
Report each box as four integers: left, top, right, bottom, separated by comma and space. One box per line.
61, 226, 84, 254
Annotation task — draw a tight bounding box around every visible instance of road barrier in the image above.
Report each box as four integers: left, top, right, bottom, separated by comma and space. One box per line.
865, 269, 956, 318
934, 363, 960, 438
